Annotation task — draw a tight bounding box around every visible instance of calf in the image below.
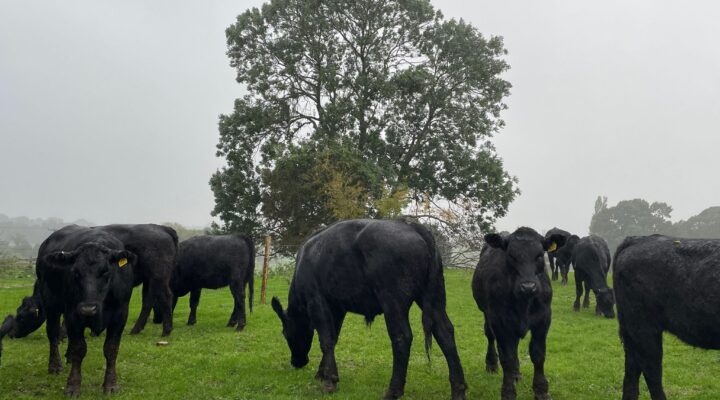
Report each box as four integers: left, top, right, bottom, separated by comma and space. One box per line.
271, 219, 466, 399
571, 235, 614, 318
36, 226, 135, 396
473, 227, 567, 400
545, 227, 571, 281
615, 235, 720, 400
171, 234, 254, 330
553, 234, 580, 285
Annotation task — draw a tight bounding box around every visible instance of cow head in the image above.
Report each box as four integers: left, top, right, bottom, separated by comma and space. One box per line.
7, 295, 44, 338
596, 287, 615, 318
44, 243, 136, 322
485, 227, 567, 297
271, 297, 313, 368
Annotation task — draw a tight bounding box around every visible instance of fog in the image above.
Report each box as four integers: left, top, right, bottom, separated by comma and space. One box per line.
1, 0, 718, 234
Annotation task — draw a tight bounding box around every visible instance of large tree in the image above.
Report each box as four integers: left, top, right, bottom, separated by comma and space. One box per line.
211, 0, 518, 252
589, 196, 674, 251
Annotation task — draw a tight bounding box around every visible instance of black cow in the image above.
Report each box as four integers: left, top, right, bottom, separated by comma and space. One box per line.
271, 219, 467, 400
2, 281, 46, 339
553, 234, 580, 285
614, 235, 720, 400
171, 234, 254, 330
3, 224, 178, 338
572, 235, 614, 318
93, 224, 178, 336
545, 227, 570, 281
473, 227, 567, 400
36, 227, 136, 396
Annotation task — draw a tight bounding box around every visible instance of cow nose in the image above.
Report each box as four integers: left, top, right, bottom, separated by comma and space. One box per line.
78, 304, 98, 316
520, 282, 537, 294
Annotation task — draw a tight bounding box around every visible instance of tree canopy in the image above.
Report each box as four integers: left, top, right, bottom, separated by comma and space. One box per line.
211, 0, 518, 253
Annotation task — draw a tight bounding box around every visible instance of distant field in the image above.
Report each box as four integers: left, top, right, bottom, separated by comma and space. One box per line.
1, 269, 719, 399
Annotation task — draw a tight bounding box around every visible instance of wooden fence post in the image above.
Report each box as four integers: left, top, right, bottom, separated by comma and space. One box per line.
261, 235, 271, 304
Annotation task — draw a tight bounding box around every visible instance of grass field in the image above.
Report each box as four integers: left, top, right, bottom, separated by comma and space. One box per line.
1, 268, 719, 399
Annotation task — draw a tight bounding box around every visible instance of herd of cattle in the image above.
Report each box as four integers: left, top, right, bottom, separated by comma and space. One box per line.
0, 219, 718, 400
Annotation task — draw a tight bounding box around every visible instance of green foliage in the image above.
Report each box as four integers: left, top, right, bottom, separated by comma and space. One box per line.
212, 0, 518, 245
672, 206, 720, 238
5, 271, 720, 399
589, 196, 673, 251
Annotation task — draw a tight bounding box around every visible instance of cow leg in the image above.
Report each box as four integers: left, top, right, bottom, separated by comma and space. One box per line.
636, 330, 666, 400
428, 308, 467, 400
46, 310, 63, 374
559, 263, 569, 285
151, 279, 174, 336
484, 319, 499, 373
64, 325, 87, 397
620, 332, 642, 400
315, 308, 345, 388
187, 288, 201, 326
529, 318, 551, 400
497, 335, 520, 400
103, 307, 128, 394
152, 305, 162, 324
549, 255, 558, 281
582, 281, 591, 308
130, 284, 151, 335
573, 277, 582, 311
228, 279, 247, 331
382, 303, 413, 400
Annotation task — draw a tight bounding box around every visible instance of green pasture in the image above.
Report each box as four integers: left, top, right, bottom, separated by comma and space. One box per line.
1, 269, 718, 399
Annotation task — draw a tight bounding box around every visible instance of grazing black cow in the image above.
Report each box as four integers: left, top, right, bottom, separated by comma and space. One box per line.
271, 219, 467, 400
473, 227, 567, 400
614, 235, 720, 400
171, 234, 254, 330
36, 226, 135, 396
2, 281, 46, 339
545, 227, 571, 282
571, 235, 614, 318
92, 224, 178, 336
553, 234, 580, 285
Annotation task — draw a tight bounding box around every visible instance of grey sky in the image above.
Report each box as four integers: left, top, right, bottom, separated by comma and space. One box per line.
1, 1, 718, 234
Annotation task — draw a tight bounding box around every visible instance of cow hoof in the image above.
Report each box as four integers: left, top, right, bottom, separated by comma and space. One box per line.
129, 327, 142, 335
49, 363, 62, 374
161, 330, 172, 337
187, 321, 196, 326
64, 385, 81, 397
583, 304, 589, 309
486, 363, 498, 373
226, 321, 236, 327
573, 305, 580, 312
103, 383, 120, 394
321, 380, 337, 393
235, 324, 246, 332
534, 393, 551, 400
383, 389, 403, 399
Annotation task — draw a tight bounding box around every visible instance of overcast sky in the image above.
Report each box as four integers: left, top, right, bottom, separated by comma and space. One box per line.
1, 1, 718, 234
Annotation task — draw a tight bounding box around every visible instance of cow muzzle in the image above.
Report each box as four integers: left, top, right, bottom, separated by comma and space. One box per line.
77, 303, 99, 317
519, 281, 538, 295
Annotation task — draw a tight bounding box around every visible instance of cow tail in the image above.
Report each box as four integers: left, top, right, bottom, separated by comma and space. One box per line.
405, 220, 443, 364
243, 235, 255, 314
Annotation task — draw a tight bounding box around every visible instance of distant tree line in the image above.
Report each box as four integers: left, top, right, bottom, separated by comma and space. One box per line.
589, 196, 720, 252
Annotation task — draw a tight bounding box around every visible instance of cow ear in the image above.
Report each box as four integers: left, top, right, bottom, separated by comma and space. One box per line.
271, 297, 287, 325
109, 250, 137, 269
484, 233, 507, 250
44, 251, 78, 269
544, 234, 567, 252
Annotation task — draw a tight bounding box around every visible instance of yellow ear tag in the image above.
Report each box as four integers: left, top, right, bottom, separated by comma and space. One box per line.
118, 258, 128, 268
547, 242, 557, 253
